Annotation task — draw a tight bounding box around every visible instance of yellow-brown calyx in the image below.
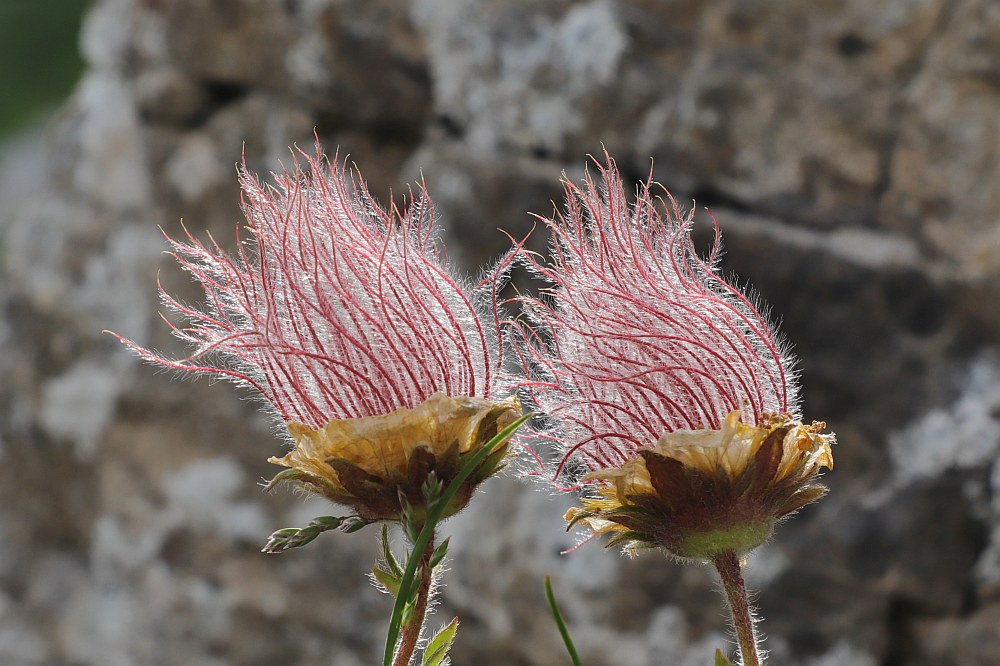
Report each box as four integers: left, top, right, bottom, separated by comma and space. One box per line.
565, 410, 834, 560
267, 393, 521, 523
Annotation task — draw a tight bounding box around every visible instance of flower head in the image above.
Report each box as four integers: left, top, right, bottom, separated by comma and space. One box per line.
119, 145, 519, 521
514, 153, 833, 559
268, 393, 520, 522
566, 411, 833, 558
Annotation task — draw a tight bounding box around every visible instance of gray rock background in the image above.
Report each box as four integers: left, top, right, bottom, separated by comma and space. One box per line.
2, 1, 999, 664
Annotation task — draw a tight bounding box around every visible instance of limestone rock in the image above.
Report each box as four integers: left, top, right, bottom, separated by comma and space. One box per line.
2, 0, 999, 664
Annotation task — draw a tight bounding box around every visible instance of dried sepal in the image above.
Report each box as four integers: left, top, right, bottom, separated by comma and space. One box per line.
604, 530, 658, 553
569, 411, 833, 560
269, 393, 522, 522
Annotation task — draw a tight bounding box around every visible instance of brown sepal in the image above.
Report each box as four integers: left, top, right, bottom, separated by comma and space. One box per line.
624, 492, 671, 518
711, 463, 735, 502
265, 467, 351, 503
639, 449, 692, 511
566, 509, 595, 531
327, 457, 398, 518
599, 505, 662, 533
265, 468, 322, 493
775, 483, 828, 518
471, 404, 506, 445
406, 444, 437, 488
436, 439, 461, 476
685, 465, 721, 508
742, 425, 789, 498
605, 529, 657, 551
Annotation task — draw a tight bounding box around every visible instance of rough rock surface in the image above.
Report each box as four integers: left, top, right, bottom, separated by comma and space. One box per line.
2, 1, 999, 664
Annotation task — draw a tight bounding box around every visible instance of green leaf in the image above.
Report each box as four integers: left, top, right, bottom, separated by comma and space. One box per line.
715, 648, 734, 666
371, 525, 407, 596
429, 537, 450, 569
421, 617, 459, 666
372, 565, 403, 597
407, 569, 424, 606
383, 412, 532, 666
400, 593, 417, 627
475, 441, 510, 481
380, 524, 405, 578
545, 575, 582, 666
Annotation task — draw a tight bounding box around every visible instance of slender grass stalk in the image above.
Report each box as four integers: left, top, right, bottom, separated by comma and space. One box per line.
544, 575, 582, 666
383, 412, 533, 666
713, 552, 761, 666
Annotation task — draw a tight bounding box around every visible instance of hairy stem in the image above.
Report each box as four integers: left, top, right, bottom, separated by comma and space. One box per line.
383, 413, 531, 666
393, 533, 435, 666
713, 551, 761, 666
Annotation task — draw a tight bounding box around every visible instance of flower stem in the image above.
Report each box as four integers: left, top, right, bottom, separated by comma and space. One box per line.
712, 551, 761, 666
382, 413, 531, 666
393, 533, 435, 666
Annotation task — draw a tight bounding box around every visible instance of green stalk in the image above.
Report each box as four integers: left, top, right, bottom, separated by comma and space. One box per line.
545, 575, 582, 666
392, 533, 436, 666
383, 412, 532, 666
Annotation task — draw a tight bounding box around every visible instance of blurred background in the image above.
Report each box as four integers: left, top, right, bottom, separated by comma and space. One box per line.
1, 1, 999, 664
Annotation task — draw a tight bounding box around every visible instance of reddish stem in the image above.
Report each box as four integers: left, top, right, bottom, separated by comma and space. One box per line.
392, 534, 435, 666
713, 551, 761, 666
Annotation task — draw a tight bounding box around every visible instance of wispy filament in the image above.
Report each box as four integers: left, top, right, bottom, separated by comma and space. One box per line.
122, 146, 504, 429
512, 154, 797, 481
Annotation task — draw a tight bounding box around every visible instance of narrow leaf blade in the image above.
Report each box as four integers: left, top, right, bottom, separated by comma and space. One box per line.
422, 617, 459, 666
430, 538, 450, 569
545, 575, 582, 666
715, 648, 734, 666
372, 565, 403, 597
380, 524, 405, 578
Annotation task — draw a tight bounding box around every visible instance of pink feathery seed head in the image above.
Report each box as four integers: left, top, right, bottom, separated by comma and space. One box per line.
116, 143, 505, 430
512, 152, 799, 482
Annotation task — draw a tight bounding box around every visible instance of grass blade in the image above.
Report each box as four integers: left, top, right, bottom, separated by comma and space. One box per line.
545, 574, 582, 666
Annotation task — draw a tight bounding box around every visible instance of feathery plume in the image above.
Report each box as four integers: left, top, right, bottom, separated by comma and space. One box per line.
512, 153, 833, 560
116, 144, 520, 523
